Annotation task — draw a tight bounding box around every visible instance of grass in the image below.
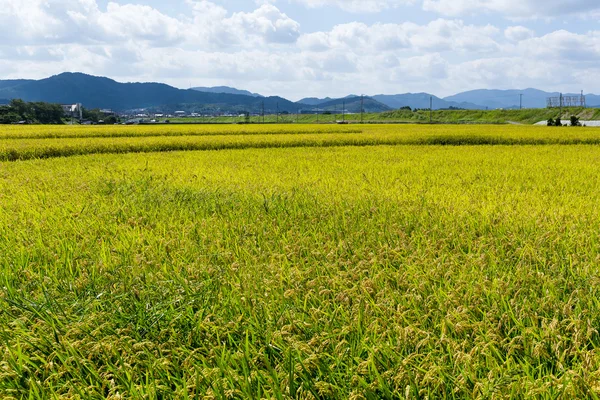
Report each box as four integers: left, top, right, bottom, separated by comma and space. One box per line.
167, 107, 600, 125
2, 124, 600, 398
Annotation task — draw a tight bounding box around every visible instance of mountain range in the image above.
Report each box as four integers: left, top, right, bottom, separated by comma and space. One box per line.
0, 72, 598, 113
444, 89, 600, 109
0, 73, 302, 113
192, 86, 263, 98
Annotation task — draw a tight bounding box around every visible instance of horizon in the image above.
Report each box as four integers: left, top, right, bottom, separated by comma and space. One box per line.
4, 71, 596, 104
0, 1, 599, 100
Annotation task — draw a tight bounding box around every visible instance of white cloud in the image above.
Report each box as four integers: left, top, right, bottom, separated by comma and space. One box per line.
298, 19, 499, 53
422, 0, 600, 18
504, 26, 535, 42
0, 0, 300, 47
289, 0, 600, 18
0, 0, 99, 44
226, 5, 300, 44
298, 22, 411, 52
96, 3, 185, 45
292, 0, 415, 13
1, 0, 600, 100
514, 30, 600, 61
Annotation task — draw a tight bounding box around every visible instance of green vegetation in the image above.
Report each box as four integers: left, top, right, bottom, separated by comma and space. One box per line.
82, 108, 119, 124
377, 107, 600, 125
167, 107, 600, 125
0, 99, 65, 124
2, 124, 600, 398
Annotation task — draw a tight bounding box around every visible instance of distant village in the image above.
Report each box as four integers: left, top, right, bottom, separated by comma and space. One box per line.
0, 98, 353, 125
58, 103, 336, 125
56, 102, 273, 125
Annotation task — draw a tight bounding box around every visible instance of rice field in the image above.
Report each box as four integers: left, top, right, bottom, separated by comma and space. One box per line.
2, 124, 600, 162
2, 124, 600, 398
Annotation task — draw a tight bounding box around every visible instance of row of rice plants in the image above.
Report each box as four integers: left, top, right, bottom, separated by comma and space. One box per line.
0, 124, 362, 140
2, 124, 600, 161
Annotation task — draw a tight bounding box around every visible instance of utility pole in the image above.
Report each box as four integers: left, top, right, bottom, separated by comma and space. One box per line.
317, 108, 319, 123
582, 90, 586, 108
342, 101, 345, 123
334, 104, 337, 122
297, 109, 299, 123
277, 102, 279, 123
520, 94, 523, 110
429, 96, 433, 124
361, 95, 364, 124
262, 101, 265, 124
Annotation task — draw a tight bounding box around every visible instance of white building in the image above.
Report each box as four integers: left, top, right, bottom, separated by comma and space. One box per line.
62, 103, 83, 120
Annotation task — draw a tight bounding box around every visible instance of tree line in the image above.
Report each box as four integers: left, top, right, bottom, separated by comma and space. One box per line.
0, 99, 120, 125
0, 99, 65, 124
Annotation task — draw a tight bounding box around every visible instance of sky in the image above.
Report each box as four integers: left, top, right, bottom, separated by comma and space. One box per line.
0, 0, 599, 100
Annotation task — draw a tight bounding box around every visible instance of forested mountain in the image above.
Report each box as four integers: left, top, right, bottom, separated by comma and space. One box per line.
192, 86, 263, 97
373, 93, 483, 110
0, 73, 302, 113
2, 72, 598, 112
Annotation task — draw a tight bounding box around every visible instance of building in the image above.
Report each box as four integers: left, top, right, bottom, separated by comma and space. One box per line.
62, 103, 83, 120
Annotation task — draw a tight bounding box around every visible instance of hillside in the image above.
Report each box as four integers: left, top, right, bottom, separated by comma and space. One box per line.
3, 72, 600, 114
370, 107, 600, 124
444, 89, 600, 110
192, 86, 263, 97
0, 73, 303, 113
297, 97, 334, 106
373, 93, 483, 110
305, 96, 390, 113
0, 80, 34, 90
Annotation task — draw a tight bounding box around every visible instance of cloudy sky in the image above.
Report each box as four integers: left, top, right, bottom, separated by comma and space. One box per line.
0, 0, 599, 99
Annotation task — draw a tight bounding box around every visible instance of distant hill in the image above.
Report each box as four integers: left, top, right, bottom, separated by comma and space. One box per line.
0, 80, 34, 91
312, 90, 600, 111
443, 88, 598, 110
2, 72, 598, 113
582, 95, 600, 107
444, 89, 543, 109
0, 73, 303, 113
298, 97, 334, 106
373, 93, 483, 110
192, 86, 263, 98
301, 96, 390, 113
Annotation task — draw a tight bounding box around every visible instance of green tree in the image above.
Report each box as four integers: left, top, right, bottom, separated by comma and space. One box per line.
9, 99, 29, 117
82, 108, 103, 123
0, 106, 21, 124
104, 115, 119, 124
30, 102, 64, 124
570, 115, 581, 127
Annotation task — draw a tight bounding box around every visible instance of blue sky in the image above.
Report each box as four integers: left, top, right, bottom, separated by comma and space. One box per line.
1, 0, 599, 99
